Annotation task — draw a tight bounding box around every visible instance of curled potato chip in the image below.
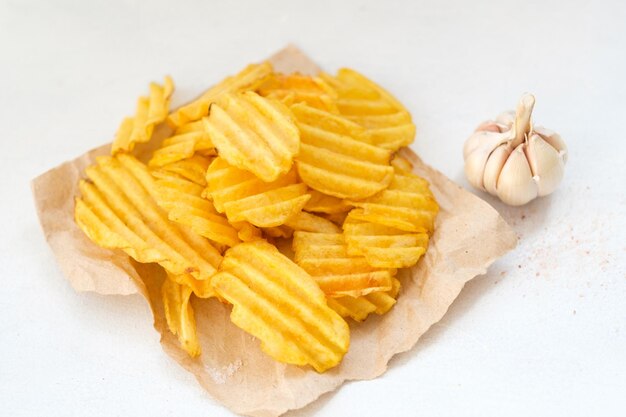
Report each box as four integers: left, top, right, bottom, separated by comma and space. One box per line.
257, 73, 339, 113
321, 69, 415, 151
168, 62, 273, 127
291, 103, 394, 199
327, 278, 400, 322
204, 91, 300, 182
149, 130, 215, 168
156, 154, 212, 186
112, 76, 174, 154
347, 168, 439, 234
162, 277, 201, 357
343, 214, 429, 268
166, 270, 216, 299
292, 231, 394, 298
211, 241, 350, 372
152, 169, 241, 248
74, 154, 222, 280
204, 157, 310, 227
303, 189, 352, 214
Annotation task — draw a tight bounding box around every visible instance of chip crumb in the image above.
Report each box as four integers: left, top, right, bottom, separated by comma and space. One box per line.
207, 359, 243, 385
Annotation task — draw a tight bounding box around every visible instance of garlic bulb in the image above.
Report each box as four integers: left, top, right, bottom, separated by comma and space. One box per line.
463, 94, 567, 206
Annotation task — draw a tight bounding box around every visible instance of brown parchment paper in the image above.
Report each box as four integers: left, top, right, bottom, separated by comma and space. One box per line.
32, 45, 517, 417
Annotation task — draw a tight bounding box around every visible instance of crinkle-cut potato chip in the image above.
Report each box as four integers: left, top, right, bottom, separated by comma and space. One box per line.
204, 157, 310, 228
347, 168, 439, 234
156, 154, 212, 186
263, 211, 340, 239
111, 76, 174, 154
292, 232, 395, 298
204, 91, 300, 182
167, 270, 216, 299
327, 277, 401, 322
291, 103, 394, 199
257, 73, 339, 113
390, 154, 414, 173
304, 189, 352, 214
152, 169, 241, 248
211, 241, 350, 373
343, 213, 429, 268
321, 68, 416, 152
322, 211, 350, 228
231, 221, 263, 242
148, 130, 215, 168
162, 277, 201, 357
74, 153, 222, 281
167, 62, 273, 127
285, 211, 340, 233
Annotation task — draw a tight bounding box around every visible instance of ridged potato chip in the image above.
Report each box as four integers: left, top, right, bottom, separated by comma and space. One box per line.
168, 62, 273, 127
112, 76, 174, 154
156, 154, 212, 186
204, 91, 300, 182
327, 277, 401, 322
257, 73, 338, 113
291, 103, 394, 199
321, 68, 415, 151
148, 129, 215, 168
211, 241, 350, 372
166, 270, 216, 299
303, 189, 352, 214
204, 157, 310, 227
162, 277, 201, 357
347, 167, 439, 234
152, 169, 241, 248
285, 211, 340, 234
343, 214, 429, 268
292, 231, 395, 298
74, 153, 222, 281
262, 211, 341, 240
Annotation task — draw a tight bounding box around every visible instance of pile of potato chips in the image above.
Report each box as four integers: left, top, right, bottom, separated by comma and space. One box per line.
74, 62, 439, 372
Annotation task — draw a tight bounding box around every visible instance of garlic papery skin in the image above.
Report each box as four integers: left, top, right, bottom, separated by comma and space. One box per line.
463, 94, 567, 206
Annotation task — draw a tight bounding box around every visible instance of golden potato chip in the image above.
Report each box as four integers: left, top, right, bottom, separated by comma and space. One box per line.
112, 76, 174, 154
203, 91, 300, 182
74, 153, 222, 281
168, 62, 273, 127
343, 214, 429, 268
292, 231, 394, 298
148, 130, 215, 168
321, 211, 350, 228
321, 68, 415, 151
257, 73, 339, 113
204, 157, 310, 227
152, 169, 241, 248
390, 154, 414, 173
166, 270, 216, 299
162, 277, 201, 357
303, 189, 352, 214
347, 168, 439, 234
231, 221, 263, 242
262, 211, 340, 239
156, 154, 212, 186
285, 211, 340, 233
211, 241, 350, 372
291, 103, 394, 199
327, 278, 400, 322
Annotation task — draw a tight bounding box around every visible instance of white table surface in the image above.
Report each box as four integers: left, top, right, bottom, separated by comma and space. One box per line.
1, 0, 624, 416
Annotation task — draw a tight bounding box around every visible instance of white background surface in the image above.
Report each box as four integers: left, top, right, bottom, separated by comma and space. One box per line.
1, 0, 625, 416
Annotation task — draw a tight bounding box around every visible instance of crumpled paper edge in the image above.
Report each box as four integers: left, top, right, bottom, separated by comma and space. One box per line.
32, 45, 517, 417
